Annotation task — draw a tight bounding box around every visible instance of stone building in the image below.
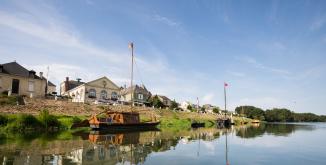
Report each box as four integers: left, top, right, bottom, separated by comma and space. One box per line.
0, 61, 56, 98
120, 85, 152, 106
60, 76, 120, 103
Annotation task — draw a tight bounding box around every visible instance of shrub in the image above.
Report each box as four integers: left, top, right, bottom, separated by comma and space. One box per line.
7, 114, 42, 131
0, 96, 17, 106
38, 109, 61, 128
0, 115, 8, 126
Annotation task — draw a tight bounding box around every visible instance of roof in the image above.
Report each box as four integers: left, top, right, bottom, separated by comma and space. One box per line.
65, 80, 85, 91
86, 76, 119, 89
157, 95, 172, 101
1, 61, 32, 77
120, 84, 151, 95
0, 62, 56, 86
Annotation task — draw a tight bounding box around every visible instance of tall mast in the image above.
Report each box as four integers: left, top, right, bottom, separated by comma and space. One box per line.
224, 82, 227, 118
129, 42, 134, 109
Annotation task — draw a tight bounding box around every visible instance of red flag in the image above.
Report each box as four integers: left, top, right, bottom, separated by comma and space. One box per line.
224, 82, 228, 87
128, 42, 134, 49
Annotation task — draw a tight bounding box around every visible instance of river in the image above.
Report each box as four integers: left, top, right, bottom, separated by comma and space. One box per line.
0, 123, 325, 165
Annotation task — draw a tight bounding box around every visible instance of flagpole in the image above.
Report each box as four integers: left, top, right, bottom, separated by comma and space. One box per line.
224, 83, 227, 118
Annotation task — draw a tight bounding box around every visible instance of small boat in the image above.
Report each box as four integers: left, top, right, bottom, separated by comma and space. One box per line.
191, 122, 205, 128
89, 111, 160, 130
251, 119, 260, 123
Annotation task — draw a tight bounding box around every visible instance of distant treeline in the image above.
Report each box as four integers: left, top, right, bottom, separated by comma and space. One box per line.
235, 106, 326, 122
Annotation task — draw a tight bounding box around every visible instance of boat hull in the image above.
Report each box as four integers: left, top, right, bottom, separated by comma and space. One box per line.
90, 121, 160, 131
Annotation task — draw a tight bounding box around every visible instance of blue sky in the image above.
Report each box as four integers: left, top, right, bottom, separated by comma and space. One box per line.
0, 0, 326, 114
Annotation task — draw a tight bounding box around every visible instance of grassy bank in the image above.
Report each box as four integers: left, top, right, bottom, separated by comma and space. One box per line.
0, 110, 87, 133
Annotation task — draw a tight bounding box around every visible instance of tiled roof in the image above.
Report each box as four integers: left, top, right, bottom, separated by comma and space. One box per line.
0, 61, 56, 86
120, 84, 151, 95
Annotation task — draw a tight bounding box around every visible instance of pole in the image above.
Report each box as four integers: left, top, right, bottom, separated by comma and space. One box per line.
224, 84, 227, 118
225, 129, 229, 165
197, 97, 199, 113
129, 42, 134, 110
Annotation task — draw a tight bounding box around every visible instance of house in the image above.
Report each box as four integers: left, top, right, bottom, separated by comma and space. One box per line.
179, 101, 193, 112
60, 76, 120, 103
120, 84, 151, 106
0, 61, 56, 97
153, 95, 172, 107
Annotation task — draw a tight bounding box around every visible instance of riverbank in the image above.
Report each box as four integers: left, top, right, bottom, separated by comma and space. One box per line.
0, 98, 254, 131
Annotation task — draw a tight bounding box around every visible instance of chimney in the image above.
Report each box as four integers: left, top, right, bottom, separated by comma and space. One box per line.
39, 72, 43, 79
29, 70, 36, 78
65, 77, 69, 92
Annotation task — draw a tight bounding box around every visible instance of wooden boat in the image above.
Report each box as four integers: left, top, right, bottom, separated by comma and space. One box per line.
89, 111, 160, 130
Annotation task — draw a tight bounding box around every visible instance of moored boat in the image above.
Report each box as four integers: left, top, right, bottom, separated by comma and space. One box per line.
89, 111, 160, 130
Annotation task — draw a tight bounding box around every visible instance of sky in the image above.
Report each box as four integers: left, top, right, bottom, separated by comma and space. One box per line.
0, 0, 326, 114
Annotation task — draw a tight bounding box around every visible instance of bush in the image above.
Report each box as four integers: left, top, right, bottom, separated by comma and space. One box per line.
7, 114, 42, 131
213, 107, 220, 114
0, 115, 8, 126
0, 96, 17, 106
38, 109, 61, 128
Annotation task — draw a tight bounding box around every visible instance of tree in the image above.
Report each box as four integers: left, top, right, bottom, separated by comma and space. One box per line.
187, 105, 193, 110
212, 107, 220, 114
169, 100, 178, 110
235, 106, 265, 120
264, 108, 293, 122
148, 96, 165, 108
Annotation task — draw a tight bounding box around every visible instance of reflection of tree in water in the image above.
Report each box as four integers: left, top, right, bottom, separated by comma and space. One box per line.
235, 124, 266, 138
236, 124, 316, 139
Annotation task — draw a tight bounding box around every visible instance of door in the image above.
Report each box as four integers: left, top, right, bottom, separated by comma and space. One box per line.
12, 79, 20, 94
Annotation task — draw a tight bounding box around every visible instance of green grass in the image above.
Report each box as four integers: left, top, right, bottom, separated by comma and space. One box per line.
0, 95, 17, 106
0, 110, 88, 132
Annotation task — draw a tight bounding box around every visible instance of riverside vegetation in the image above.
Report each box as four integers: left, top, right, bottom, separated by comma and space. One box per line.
0, 95, 254, 134
235, 105, 326, 122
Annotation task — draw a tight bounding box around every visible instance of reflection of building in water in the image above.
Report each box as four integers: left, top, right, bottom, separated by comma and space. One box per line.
83, 131, 169, 164
0, 128, 227, 165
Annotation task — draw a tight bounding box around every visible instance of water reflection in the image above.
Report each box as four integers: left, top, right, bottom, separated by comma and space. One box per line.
0, 123, 318, 165
235, 123, 316, 139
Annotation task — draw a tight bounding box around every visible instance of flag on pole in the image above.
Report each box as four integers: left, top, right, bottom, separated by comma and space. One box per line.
224, 82, 228, 87
128, 42, 134, 49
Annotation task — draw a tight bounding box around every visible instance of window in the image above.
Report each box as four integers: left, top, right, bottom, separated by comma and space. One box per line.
138, 94, 143, 100
80, 89, 84, 98
89, 89, 96, 98
111, 92, 118, 99
28, 81, 34, 92
100, 90, 107, 99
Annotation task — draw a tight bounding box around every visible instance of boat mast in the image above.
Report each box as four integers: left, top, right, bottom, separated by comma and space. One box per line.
129, 42, 134, 110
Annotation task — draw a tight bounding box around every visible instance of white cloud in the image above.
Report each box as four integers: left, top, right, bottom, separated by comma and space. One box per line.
153, 14, 180, 27
0, 1, 211, 103
237, 56, 291, 75
202, 93, 215, 104
310, 16, 326, 31
228, 71, 246, 77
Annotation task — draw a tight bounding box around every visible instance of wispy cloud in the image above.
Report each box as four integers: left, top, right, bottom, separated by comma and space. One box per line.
237, 56, 291, 75
153, 14, 180, 27
0, 1, 210, 103
310, 16, 326, 31
228, 71, 246, 78
202, 93, 215, 104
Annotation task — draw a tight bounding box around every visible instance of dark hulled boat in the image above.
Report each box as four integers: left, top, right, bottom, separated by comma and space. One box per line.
89, 111, 160, 130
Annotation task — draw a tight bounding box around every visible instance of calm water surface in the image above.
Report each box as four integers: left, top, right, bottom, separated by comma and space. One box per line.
0, 123, 325, 165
